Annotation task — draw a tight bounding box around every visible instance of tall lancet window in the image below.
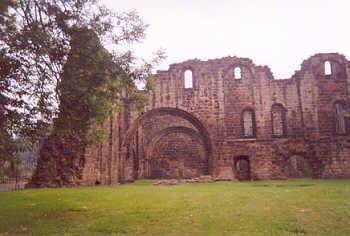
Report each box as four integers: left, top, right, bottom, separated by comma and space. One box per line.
184, 69, 193, 88
271, 104, 287, 137
334, 102, 348, 135
242, 108, 256, 137
325, 61, 332, 76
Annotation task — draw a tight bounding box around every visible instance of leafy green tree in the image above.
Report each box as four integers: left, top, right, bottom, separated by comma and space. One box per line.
0, 0, 161, 137
1, 0, 164, 184
1, 2, 163, 140
55, 27, 126, 144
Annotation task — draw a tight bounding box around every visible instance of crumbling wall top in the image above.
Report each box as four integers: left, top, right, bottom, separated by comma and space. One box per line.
154, 53, 348, 83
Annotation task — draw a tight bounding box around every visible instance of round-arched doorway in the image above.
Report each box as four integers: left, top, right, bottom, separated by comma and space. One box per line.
121, 107, 213, 181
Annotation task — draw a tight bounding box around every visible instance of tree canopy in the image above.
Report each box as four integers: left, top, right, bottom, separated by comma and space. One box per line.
0, 0, 164, 166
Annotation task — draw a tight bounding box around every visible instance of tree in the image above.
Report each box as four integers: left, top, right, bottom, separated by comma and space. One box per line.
0, 1, 13, 17
0, 0, 16, 168
1, 1, 163, 144
55, 27, 127, 144
1, 0, 164, 185
0, 0, 161, 139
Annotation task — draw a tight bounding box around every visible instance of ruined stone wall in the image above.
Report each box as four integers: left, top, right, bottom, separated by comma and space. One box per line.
31, 53, 350, 187
87, 53, 350, 184
79, 112, 122, 186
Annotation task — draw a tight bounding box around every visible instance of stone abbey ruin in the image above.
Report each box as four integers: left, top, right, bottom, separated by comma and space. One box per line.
31, 53, 350, 186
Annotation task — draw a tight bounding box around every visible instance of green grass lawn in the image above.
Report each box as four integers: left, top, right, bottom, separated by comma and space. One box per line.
1, 179, 350, 236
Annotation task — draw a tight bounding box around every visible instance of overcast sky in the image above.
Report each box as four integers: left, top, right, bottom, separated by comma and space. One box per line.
103, 0, 350, 79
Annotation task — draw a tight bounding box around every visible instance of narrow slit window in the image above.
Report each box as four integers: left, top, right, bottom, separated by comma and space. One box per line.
325, 61, 332, 75
271, 104, 286, 137
242, 109, 255, 137
334, 102, 348, 135
184, 70, 193, 88
234, 67, 241, 79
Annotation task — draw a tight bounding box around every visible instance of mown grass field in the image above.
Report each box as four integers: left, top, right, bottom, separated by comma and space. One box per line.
0, 179, 350, 236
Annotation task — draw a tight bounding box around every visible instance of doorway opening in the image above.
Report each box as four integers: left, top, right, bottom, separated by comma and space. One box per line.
234, 156, 251, 181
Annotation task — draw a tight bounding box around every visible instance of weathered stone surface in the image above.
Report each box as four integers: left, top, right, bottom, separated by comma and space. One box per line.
28, 135, 86, 187
215, 166, 235, 181
31, 53, 350, 187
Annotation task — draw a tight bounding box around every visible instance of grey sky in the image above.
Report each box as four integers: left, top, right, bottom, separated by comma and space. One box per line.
103, 0, 350, 79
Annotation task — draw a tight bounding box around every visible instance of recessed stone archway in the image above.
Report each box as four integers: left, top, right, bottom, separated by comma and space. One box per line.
121, 107, 214, 181
145, 126, 209, 179
123, 107, 213, 153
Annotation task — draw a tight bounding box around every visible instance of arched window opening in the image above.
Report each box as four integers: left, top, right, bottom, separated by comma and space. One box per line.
234, 67, 241, 79
271, 104, 286, 137
324, 61, 332, 76
184, 69, 193, 88
242, 109, 255, 137
334, 102, 349, 135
